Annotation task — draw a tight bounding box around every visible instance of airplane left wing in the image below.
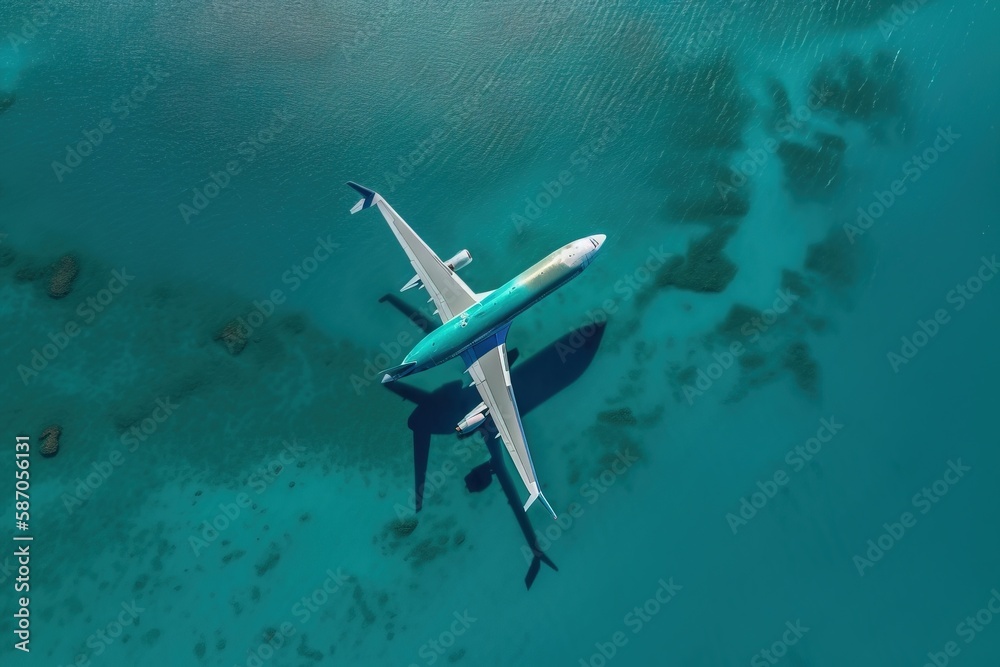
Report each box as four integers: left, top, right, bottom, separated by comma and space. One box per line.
463, 342, 558, 519
348, 182, 478, 323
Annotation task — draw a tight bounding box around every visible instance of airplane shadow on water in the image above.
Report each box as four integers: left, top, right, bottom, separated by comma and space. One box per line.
378, 293, 607, 588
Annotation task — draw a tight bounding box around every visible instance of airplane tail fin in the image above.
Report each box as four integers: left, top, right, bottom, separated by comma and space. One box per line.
347, 181, 378, 213
379, 361, 417, 384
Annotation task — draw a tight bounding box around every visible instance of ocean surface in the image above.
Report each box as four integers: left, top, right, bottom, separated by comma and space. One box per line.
2, 0, 999, 665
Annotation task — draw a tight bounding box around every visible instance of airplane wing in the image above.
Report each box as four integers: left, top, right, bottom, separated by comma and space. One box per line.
348, 182, 478, 323
463, 341, 558, 519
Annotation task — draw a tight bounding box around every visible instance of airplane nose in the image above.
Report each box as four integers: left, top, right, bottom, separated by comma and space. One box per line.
590, 234, 606, 249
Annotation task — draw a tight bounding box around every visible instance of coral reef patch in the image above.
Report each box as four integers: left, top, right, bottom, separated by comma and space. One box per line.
40, 425, 62, 457
47, 254, 79, 299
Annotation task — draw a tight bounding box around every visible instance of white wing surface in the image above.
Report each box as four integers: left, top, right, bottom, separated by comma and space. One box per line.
466, 343, 557, 519
348, 182, 478, 323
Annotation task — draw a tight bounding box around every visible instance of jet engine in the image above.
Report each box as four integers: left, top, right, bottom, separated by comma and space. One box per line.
456, 401, 488, 434
401, 249, 472, 291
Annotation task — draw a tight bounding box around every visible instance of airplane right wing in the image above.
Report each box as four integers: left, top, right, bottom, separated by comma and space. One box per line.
348, 182, 478, 323
463, 341, 557, 519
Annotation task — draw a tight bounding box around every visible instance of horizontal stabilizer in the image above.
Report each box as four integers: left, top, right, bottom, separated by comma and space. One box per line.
379, 361, 417, 384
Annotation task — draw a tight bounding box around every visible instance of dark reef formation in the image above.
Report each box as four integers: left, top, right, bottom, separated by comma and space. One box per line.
805, 225, 859, 288
663, 161, 751, 222
40, 425, 62, 457
812, 50, 907, 125
776, 133, 847, 200
597, 407, 637, 426
47, 254, 79, 299
214, 319, 250, 355
784, 341, 821, 396
654, 225, 739, 293
667, 55, 755, 151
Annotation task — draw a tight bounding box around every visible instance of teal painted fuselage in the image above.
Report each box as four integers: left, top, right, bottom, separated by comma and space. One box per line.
403, 242, 587, 370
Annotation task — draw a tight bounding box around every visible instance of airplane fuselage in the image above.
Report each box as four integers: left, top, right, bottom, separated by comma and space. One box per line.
403, 237, 602, 371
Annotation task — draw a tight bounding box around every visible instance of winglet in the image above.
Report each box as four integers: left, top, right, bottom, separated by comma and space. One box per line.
524, 490, 558, 520
347, 181, 378, 214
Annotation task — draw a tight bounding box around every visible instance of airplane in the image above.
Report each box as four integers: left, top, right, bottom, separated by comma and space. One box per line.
347, 181, 606, 519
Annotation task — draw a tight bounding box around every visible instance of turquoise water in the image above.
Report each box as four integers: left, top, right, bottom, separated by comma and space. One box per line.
2, 0, 999, 665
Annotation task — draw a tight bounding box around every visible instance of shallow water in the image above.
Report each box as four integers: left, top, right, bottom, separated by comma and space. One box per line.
2, 1, 999, 665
